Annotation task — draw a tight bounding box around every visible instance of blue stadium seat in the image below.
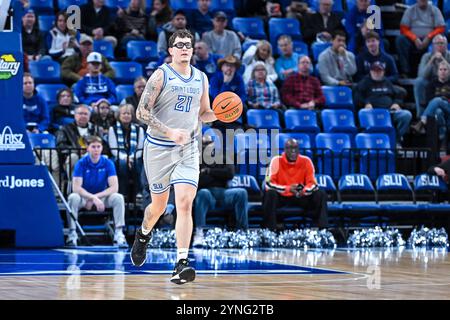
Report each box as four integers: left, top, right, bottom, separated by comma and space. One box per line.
232, 17, 266, 40
315, 173, 340, 202
126, 41, 158, 62
444, 0, 450, 19
322, 86, 354, 110
315, 133, 353, 179
358, 108, 396, 150
105, 0, 131, 8
276, 132, 312, 158
284, 109, 320, 133
29, 0, 54, 14
268, 18, 302, 54
246, 109, 281, 129
338, 173, 378, 205
38, 15, 54, 32
115, 84, 135, 103
311, 42, 331, 62
94, 40, 115, 60
29, 60, 61, 84
355, 133, 395, 181
376, 173, 417, 210
227, 174, 261, 194
58, 0, 88, 10
292, 40, 308, 56
414, 174, 448, 193
27, 133, 56, 149
376, 173, 414, 196
321, 109, 357, 144
110, 62, 143, 84
171, 0, 197, 11
35, 84, 68, 105
234, 132, 270, 182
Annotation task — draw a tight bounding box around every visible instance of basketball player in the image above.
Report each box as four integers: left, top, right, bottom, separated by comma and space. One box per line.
131, 29, 217, 285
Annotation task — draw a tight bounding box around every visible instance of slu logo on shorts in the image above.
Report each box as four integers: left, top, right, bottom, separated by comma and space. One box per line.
0, 54, 20, 80
152, 183, 164, 191
0, 126, 25, 151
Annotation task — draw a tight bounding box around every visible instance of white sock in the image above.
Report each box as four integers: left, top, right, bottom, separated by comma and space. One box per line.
196, 228, 203, 237
141, 225, 151, 235
177, 248, 189, 261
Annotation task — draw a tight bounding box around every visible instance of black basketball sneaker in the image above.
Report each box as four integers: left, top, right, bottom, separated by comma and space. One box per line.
130, 228, 150, 267
170, 258, 196, 285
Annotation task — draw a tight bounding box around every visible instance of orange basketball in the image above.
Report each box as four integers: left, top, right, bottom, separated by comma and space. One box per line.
212, 91, 243, 123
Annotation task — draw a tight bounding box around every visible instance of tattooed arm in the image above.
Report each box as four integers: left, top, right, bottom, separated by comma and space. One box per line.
137, 68, 189, 144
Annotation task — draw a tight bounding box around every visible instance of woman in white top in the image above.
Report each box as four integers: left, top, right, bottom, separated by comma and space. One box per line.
46, 11, 79, 62
242, 40, 278, 85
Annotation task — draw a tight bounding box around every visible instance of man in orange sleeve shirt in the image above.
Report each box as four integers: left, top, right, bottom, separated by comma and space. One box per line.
395, 0, 445, 77
263, 139, 328, 230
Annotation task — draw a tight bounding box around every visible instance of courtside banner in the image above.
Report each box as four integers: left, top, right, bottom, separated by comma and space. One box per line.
0, 165, 64, 247
0, 32, 34, 164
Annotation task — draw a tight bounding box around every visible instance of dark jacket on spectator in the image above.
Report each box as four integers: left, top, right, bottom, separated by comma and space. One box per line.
113, 9, 148, 41
425, 77, 450, 102
80, 3, 114, 36
354, 75, 402, 109
427, 158, 450, 184
56, 122, 98, 151
52, 103, 76, 126
61, 53, 115, 85
355, 50, 399, 83
198, 163, 235, 189
22, 26, 46, 56
301, 12, 345, 44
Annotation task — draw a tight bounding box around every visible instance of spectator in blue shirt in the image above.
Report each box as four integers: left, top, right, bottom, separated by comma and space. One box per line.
67, 135, 127, 247
188, 0, 214, 37
23, 73, 49, 133
193, 40, 222, 79
275, 35, 300, 82
210, 55, 247, 103
344, 0, 385, 54
74, 52, 117, 107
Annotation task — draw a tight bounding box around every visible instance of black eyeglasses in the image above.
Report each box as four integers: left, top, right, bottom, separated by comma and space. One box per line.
172, 42, 192, 49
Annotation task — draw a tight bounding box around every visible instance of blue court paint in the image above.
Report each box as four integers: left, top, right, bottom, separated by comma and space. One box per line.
0, 248, 347, 276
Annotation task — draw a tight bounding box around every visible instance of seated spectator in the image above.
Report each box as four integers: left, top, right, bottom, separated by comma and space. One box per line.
56, 104, 100, 177
286, 1, 309, 22
281, 55, 325, 110
356, 31, 399, 83
354, 62, 412, 147
91, 98, 116, 140
157, 10, 199, 57
21, 8, 47, 61
193, 136, 249, 246
23, 73, 49, 133
113, 0, 148, 55
193, 41, 222, 80
411, 61, 450, 149
80, 0, 117, 48
52, 88, 77, 128
202, 11, 242, 60
188, 0, 214, 37
67, 135, 127, 247
74, 52, 117, 107
345, 0, 385, 54
318, 31, 356, 86
275, 35, 300, 82
46, 11, 79, 63
61, 34, 115, 86
147, 0, 173, 41
427, 158, 450, 189
121, 77, 147, 110
414, 34, 450, 117
108, 104, 145, 200
210, 55, 247, 103
396, 0, 445, 77
301, 0, 345, 45
263, 138, 328, 230
242, 40, 277, 84
247, 61, 285, 122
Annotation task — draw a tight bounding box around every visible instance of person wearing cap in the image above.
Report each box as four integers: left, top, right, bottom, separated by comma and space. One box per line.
21, 8, 47, 61
61, 34, 115, 85
210, 55, 247, 104
318, 30, 356, 86
193, 41, 222, 80
80, 0, 117, 49
73, 52, 117, 107
355, 61, 412, 148
187, 0, 214, 37
202, 11, 242, 60
157, 10, 199, 57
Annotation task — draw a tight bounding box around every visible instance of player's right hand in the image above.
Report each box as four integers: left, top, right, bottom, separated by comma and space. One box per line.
168, 128, 190, 145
